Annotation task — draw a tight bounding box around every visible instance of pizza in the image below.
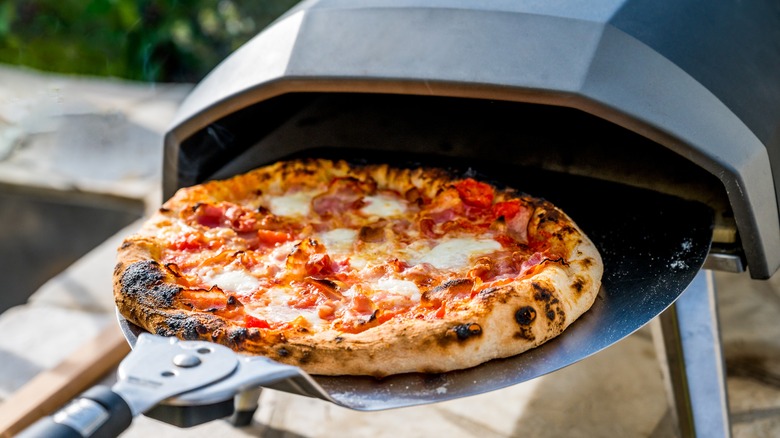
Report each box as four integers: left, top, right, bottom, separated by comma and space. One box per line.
113, 158, 602, 377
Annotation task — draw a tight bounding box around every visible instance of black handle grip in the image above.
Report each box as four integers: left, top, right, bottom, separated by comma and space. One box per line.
18, 385, 133, 438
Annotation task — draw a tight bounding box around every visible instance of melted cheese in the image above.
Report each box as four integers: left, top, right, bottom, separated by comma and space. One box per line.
317, 228, 358, 255
412, 237, 502, 270
145, 218, 198, 241
348, 254, 369, 270
375, 278, 421, 302
268, 191, 314, 217
360, 194, 407, 217
245, 286, 327, 327
201, 264, 261, 295
267, 240, 297, 266
259, 240, 299, 280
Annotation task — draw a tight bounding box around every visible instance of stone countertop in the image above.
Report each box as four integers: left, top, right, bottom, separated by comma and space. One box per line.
0, 65, 190, 203
1, 65, 779, 437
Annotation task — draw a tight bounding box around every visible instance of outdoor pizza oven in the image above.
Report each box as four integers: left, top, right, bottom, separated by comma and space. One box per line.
157, 0, 780, 436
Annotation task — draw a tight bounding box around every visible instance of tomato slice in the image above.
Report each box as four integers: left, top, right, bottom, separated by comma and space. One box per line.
455, 178, 495, 209
244, 315, 271, 329
492, 200, 521, 220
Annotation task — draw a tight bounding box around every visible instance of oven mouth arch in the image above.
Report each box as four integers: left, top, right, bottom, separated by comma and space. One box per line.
165, 90, 739, 261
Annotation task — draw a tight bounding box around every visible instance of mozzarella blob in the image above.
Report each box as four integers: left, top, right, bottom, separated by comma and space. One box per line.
202, 264, 261, 295
317, 228, 358, 255
268, 191, 315, 217
413, 237, 502, 270
375, 277, 422, 302
245, 286, 327, 327
360, 194, 407, 217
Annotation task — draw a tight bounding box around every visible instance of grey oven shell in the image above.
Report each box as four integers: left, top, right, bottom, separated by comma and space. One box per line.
163, 0, 780, 279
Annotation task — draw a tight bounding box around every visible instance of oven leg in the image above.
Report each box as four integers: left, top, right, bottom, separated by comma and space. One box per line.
651, 270, 731, 438
229, 388, 262, 427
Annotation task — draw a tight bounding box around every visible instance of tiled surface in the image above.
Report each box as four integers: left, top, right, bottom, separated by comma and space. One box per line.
1, 65, 780, 437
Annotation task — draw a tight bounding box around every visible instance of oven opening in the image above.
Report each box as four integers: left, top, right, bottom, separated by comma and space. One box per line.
173, 92, 737, 266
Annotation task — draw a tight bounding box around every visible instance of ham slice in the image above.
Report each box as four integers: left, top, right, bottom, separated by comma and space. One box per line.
312, 177, 375, 216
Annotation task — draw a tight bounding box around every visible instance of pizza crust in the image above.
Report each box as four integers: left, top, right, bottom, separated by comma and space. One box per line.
114, 159, 603, 377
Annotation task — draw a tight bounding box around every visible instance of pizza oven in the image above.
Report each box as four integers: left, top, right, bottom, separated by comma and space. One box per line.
155, 0, 779, 436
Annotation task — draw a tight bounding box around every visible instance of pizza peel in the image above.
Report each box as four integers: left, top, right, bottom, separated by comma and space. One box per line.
20, 174, 714, 436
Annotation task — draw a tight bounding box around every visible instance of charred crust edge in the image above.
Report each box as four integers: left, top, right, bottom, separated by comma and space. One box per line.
159, 313, 207, 340
452, 323, 483, 341
229, 327, 248, 345
119, 260, 181, 307
531, 281, 555, 303
531, 281, 565, 324
515, 306, 537, 326
571, 276, 586, 294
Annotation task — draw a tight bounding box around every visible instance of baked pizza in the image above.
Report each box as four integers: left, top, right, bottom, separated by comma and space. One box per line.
114, 158, 602, 377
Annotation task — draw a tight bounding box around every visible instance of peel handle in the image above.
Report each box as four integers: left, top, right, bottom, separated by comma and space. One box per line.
17, 386, 132, 438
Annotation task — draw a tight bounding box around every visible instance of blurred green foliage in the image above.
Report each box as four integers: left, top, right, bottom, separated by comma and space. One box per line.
0, 0, 299, 82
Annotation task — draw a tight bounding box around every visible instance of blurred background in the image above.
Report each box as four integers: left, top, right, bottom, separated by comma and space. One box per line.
0, 0, 299, 82
0, 3, 304, 431
0, 1, 298, 313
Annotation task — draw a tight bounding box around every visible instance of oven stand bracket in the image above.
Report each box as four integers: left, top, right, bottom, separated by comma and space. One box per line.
652, 270, 731, 438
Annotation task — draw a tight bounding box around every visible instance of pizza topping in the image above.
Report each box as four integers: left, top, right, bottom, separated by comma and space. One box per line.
256, 229, 294, 247
312, 177, 375, 216
246, 285, 328, 328
422, 187, 462, 225
373, 277, 422, 303
411, 237, 502, 270
244, 315, 271, 329
505, 205, 533, 244
285, 238, 323, 274
190, 202, 259, 233
418, 180, 510, 237
171, 233, 208, 251
358, 221, 388, 243
360, 192, 407, 217
317, 228, 358, 254
201, 263, 261, 296
178, 287, 230, 312
336, 285, 380, 333
268, 191, 315, 217
519, 252, 548, 275
348, 292, 376, 316
454, 178, 494, 209
492, 200, 520, 220
192, 203, 224, 228
224, 205, 258, 233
